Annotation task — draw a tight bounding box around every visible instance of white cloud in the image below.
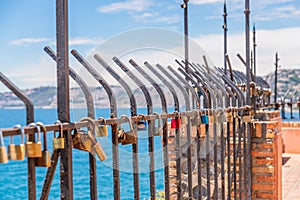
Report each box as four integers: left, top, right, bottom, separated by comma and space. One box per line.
133, 13, 180, 24
69, 37, 103, 46
97, 0, 152, 13
12, 37, 102, 47
190, 0, 223, 5
10, 38, 51, 46
194, 27, 300, 76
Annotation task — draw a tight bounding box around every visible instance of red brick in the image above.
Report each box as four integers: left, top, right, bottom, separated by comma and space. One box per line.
252, 151, 275, 157
252, 183, 274, 191
255, 123, 262, 137
256, 192, 274, 199
255, 157, 274, 166
256, 175, 274, 183
252, 167, 274, 174
256, 143, 274, 149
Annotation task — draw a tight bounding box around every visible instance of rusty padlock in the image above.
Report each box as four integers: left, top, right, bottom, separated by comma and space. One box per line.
96, 117, 108, 137
118, 115, 136, 145
73, 117, 107, 161
35, 122, 51, 167
72, 117, 95, 152
25, 123, 42, 158
0, 130, 8, 164
53, 120, 65, 149
8, 124, 25, 160
80, 117, 102, 138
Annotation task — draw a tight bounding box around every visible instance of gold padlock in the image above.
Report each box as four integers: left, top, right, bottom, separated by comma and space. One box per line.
25, 123, 42, 158
8, 124, 25, 160
96, 117, 108, 137
92, 141, 107, 161
118, 115, 136, 145
191, 110, 200, 137
0, 130, 8, 164
181, 115, 188, 125
35, 122, 51, 167
53, 120, 65, 149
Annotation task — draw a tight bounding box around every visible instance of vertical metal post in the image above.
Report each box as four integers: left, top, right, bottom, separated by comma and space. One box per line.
253, 24, 257, 82
223, 0, 228, 76
245, 2, 251, 196
182, 0, 189, 81
245, 0, 251, 105
56, 0, 73, 199
274, 52, 279, 104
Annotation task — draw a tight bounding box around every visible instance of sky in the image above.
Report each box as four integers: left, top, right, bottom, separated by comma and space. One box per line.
0, 0, 300, 91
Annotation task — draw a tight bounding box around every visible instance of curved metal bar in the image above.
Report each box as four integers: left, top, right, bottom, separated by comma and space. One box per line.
178, 66, 217, 109
44, 46, 97, 200
0, 71, 35, 199
194, 64, 231, 108
113, 57, 153, 114
94, 54, 136, 117
71, 49, 120, 200
175, 59, 209, 108
93, 54, 140, 200
0, 73, 34, 123
44, 46, 95, 118
215, 68, 245, 107
176, 68, 211, 109
71, 50, 117, 118
155, 63, 193, 199
144, 62, 180, 112
167, 66, 202, 109
129, 59, 167, 113
112, 56, 156, 199
156, 64, 190, 111
187, 63, 224, 108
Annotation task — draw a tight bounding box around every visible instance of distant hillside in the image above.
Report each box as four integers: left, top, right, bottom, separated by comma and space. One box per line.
2, 69, 300, 109
265, 68, 300, 101
0, 85, 177, 109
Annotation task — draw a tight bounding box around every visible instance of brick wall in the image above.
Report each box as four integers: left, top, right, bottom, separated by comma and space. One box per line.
252, 110, 282, 200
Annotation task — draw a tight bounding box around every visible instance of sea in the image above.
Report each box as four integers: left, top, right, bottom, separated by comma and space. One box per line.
1, 108, 298, 199
0, 108, 168, 200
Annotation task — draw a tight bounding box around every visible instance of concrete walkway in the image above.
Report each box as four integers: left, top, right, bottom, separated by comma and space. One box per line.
282, 153, 300, 199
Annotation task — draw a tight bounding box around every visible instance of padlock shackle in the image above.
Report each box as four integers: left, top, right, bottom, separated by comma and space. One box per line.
152, 112, 161, 129
120, 115, 134, 132
12, 124, 25, 144
37, 122, 47, 151
97, 117, 106, 126
80, 117, 97, 137
0, 130, 4, 146
54, 120, 64, 138
28, 122, 41, 143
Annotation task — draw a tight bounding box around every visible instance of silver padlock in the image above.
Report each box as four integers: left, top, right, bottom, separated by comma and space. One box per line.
153, 112, 163, 136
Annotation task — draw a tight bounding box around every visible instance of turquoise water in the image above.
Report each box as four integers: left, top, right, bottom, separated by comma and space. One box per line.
0, 108, 167, 199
